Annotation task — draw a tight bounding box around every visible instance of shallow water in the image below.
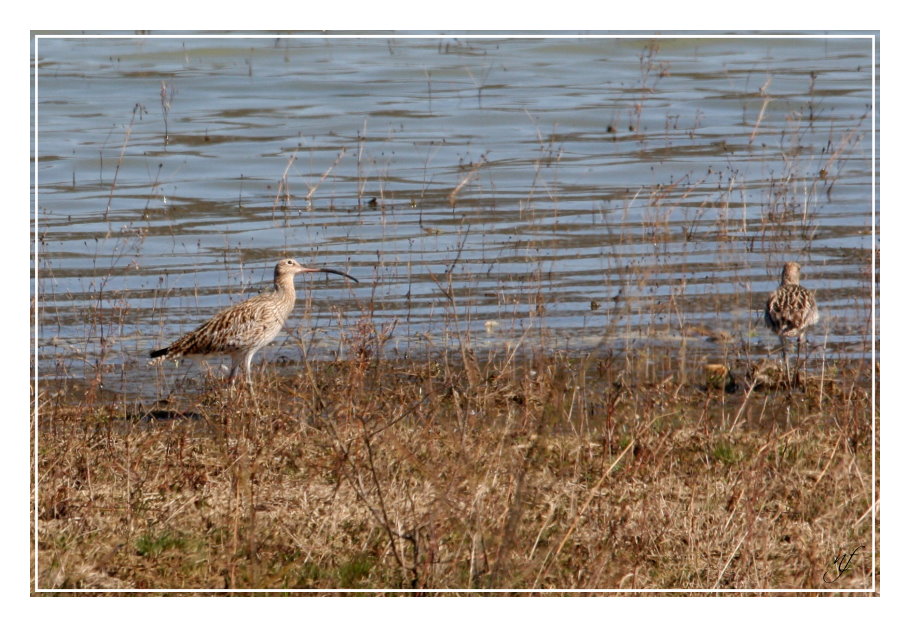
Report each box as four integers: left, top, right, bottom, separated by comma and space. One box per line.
33, 34, 878, 399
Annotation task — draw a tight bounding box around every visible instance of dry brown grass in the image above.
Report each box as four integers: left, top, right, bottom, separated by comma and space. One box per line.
32, 341, 877, 594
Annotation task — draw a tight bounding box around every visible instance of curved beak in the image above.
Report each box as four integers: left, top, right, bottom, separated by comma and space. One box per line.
300, 266, 359, 283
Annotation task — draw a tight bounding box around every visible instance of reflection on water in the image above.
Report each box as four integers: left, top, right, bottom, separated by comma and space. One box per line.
33, 34, 878, 398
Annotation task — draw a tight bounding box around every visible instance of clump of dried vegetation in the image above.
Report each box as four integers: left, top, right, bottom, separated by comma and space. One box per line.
33, 320, 877, 593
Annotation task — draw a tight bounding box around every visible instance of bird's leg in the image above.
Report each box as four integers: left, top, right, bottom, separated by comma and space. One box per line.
241, 354, 263, 415
243, 352, 256, 395
227, 356, 244, 394
780, 336, 792, 386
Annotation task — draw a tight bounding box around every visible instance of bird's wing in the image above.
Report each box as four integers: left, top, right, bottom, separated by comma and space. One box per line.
767, 286, 816, 334
168, 294, 278, 355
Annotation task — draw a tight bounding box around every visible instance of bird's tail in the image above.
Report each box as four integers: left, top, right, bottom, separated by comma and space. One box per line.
148, 347, 172, 366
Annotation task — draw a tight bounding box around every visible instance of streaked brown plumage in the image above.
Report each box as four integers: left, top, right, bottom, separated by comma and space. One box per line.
764, 261, 818, 370
149, 258, 357, 388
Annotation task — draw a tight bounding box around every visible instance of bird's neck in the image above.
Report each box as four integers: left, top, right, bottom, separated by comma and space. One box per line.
274, 274, 298, 300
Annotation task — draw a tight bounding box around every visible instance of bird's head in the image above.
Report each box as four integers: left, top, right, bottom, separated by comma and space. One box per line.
781, 261, 801, 286
274, 258, 358, 283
